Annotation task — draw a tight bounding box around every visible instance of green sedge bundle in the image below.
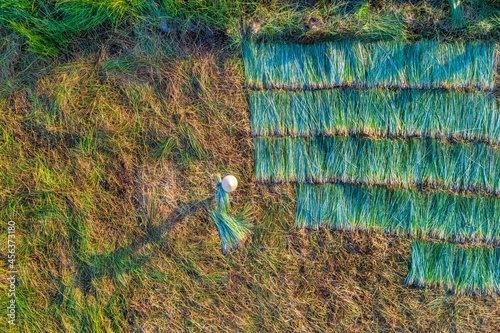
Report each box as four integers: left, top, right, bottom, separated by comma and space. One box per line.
450, 0, 465, 28
243, 40, 497, 91
255, 136, 500, 195
407, 240, 500, 294
209, 175, 252, 254
296, 183, 500, 244
250, 89, 499, 145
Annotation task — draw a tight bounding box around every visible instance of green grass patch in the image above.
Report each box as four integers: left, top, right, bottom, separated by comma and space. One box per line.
0, 0, 148, 56
255, 136, 500, 195
407, 240, 500, 294
243, 40, 497, 90
250, 89, 500, 144
296, 183, 500, 244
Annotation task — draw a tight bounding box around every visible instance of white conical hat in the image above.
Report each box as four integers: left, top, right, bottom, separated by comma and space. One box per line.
221, 174, 238, 192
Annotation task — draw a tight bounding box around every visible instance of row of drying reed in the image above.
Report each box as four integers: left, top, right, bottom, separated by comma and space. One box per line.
296, 183, 500, 244
246, 39, 500, 295
243, 41, 497, 91
254, 136, 500, 195
250, 89, 499, 145
407, 240, 500, 294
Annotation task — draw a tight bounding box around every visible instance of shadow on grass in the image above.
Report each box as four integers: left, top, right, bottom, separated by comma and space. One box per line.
74, 197, 211, 295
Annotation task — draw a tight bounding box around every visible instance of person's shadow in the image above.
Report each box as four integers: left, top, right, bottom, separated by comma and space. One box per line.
71, 197, 211, 295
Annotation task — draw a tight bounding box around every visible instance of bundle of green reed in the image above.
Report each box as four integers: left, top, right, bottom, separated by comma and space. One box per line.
296, 183, 500, 244
450, 0, 465, 28
407, 240, 500, 294
249, 89, 500, 145
254, 136, 500, 195
209, 175, 252, 254
243, 40, 497, 91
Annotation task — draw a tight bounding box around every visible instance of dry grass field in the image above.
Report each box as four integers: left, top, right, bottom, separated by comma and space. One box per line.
1, 0, 500, 331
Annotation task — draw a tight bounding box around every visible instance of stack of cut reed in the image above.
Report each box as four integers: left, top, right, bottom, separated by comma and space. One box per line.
244, 40, 499, 294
